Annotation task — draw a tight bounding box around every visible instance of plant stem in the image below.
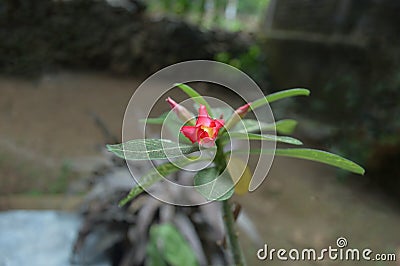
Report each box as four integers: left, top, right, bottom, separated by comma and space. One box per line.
214, 139, 246, 266
222, 199, 246, 266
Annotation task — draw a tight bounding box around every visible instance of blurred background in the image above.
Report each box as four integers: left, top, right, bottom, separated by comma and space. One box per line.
0, 0, 399, 265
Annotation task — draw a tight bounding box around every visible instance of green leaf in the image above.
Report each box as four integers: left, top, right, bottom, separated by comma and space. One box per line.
250, 88, 310, 110
232, 119, 298, 135
230, 148, 365, 175
140, 112, 168, 125
107, 139, 199, 160
229, 132, 303, 145
232, 119, 270, 133
175, 83, 213, 117
274, 149, 365, 174
147, 237, 168, 266
194, 167, 234, 201
148, 223, 198, 266
119, 157, 199, 206
275, 119, 298, 135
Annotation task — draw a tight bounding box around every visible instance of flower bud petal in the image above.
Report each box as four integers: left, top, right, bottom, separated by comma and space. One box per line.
166, 97, 195, 125
236, 103, 251, 118
224, 102, 252, 131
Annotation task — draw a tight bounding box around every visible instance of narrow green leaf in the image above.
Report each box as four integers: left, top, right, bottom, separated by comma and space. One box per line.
229, 132, 303, 145
194, 167, 234, 201
232, 119, 271, 133
107, 139, 199, 160
149, 224, 199, 266
229, 148, 365, 175
139, 112, 169, 125
232, 119, 298, 135
119, 157, 199, 206
175, 83, 213, 116
275, 119, 298, 135
250, 88, 310, 110
274, 149, 365, 174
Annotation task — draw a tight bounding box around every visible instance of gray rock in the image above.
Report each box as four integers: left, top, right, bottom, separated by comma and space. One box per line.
0, 211, 110, 266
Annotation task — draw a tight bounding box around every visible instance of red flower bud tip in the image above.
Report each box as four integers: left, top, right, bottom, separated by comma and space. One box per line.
166, 97, 180, 109
236, 102, 252, 118
224, 102, 252, 131
166, 97, 194, 124
180, 105, 224, 147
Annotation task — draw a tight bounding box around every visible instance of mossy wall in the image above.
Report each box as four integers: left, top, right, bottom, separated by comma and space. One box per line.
0, 0, 253, 76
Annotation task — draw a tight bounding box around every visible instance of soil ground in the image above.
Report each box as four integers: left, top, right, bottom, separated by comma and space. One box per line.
0, 72, 399, 265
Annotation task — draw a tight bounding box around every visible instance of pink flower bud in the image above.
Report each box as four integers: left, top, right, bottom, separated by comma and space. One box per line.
166, 97, 195, 124
224, 102, 252, 130
236, 103, 251, 118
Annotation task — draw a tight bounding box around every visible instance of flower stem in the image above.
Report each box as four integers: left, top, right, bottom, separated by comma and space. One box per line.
214, 139, 247, 266
222, 200, 247, 266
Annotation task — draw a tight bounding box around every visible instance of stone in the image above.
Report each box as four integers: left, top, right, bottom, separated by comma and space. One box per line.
0, 210, 110, 266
